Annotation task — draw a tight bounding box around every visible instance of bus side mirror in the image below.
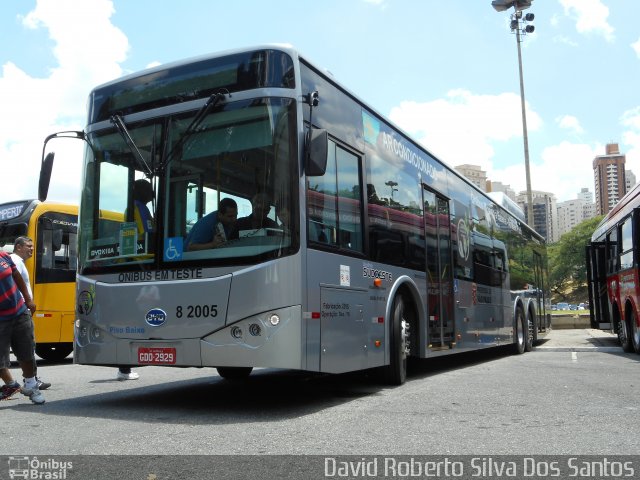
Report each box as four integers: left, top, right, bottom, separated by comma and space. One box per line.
39, 152, 55, 202
306, 129, 328, 176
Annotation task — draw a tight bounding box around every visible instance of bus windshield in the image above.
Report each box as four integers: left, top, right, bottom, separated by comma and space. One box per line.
79, 96, 297, 271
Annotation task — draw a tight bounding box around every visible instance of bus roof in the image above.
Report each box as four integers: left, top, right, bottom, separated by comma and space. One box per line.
86, 44, 543, 244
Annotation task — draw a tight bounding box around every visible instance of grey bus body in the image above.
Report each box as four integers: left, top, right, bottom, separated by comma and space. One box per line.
52, 45, 549, 383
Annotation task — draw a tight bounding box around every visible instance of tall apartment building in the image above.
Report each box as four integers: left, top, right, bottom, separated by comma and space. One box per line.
454, 164, 487, 192
557, 188, 597, 239
593, 143, 626, 215
626, 170, 637, 193
517, 190, 559, 242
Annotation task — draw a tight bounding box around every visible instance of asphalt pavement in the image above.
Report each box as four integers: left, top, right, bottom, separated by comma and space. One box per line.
536, 327, 621, 352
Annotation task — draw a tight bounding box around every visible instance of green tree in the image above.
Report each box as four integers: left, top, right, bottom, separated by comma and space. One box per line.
548, 215, 603, 299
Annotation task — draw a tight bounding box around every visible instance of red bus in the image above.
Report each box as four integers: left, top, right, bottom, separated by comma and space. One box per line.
586, 182, 640, 353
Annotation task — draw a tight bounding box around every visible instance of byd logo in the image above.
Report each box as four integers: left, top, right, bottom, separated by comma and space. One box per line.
145, 308, 167, 327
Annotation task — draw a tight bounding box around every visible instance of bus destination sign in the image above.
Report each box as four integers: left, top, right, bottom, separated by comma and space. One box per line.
0, 202, 27, 221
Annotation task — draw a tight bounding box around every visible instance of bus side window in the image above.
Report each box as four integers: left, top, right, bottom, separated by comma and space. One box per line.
306, 139, 363, 253
36, 213, 77, 283
41, 229, 54, 269
619, 217, 633, 270
606, 230, 618, 273
309, 220, 328, 243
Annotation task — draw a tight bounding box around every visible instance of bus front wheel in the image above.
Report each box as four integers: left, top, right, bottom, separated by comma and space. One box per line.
216, 367, 253, 380
618, 318, 634, 353
35, 343, 73, 362
629, 311, 640, 354
384, 295, 410, 386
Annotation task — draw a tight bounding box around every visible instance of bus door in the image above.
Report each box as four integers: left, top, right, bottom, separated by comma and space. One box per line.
586, 241, 609, 329
423, 189, 454, 349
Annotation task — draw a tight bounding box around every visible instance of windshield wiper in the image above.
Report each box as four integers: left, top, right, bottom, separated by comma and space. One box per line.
156, 89, 229, 174
110, 114, 153, 176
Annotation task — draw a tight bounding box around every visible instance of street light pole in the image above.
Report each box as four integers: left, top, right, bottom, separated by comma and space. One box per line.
514, 10, 534, 227
492, 0, 535, 227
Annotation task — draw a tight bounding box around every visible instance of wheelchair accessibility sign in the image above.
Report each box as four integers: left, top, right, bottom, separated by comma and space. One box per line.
164, 237, 183, 261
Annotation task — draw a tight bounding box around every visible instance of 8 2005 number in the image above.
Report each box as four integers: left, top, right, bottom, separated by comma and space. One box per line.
176, 304, 218, 318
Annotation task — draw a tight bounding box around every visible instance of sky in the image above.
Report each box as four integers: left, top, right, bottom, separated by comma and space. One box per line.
1, 0, 639, 206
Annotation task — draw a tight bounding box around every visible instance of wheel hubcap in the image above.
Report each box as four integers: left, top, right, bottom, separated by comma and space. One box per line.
401, 318, 410, 356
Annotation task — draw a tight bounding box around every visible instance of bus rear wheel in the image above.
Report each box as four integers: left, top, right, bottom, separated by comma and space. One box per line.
216, 367, 253, 380
35, 343, 73, 362
526, 313, 535, 352
513, 307, 527, 355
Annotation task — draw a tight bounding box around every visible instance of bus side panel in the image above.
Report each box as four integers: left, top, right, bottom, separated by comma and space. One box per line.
32, 275, 76, 343
306, 249, 387, 373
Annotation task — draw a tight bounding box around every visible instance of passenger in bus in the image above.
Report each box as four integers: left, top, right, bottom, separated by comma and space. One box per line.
0, 251, 45, 404
236, 192, 279, 233
275, 201, 291, 234
184, 198, 239, 251
133, 179, 155, 235
9, 236, 51, 390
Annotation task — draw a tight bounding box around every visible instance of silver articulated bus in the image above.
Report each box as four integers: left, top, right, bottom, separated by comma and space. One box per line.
40, 45, 549, 384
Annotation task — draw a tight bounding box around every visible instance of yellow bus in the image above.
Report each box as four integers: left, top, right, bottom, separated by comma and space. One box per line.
0, 199, 78, 361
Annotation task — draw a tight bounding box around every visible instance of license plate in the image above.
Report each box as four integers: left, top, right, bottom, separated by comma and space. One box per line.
138, 347, 176, 365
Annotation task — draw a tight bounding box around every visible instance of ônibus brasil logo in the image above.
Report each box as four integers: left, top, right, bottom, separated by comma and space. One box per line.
7, 456, 73, 479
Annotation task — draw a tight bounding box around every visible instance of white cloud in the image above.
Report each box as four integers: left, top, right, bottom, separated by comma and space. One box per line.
560, 0, 614, 42
492, 142, 601, 202
633, 38, 640, 59
389, 88, 542, 176
388, 90, 604, 202
552, 35, 578, 47
621, 107, 640, 182
0, 0, 128, 205
556, 115, 584, 135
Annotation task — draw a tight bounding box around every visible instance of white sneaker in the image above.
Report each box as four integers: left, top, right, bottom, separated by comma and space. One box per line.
21, 385, 46, 404
116, 371, 139, 381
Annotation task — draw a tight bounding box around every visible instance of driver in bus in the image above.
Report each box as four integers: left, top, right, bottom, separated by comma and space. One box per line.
133, 179, 155, 235
184, 197, 239, 251
236, 192, 279, 233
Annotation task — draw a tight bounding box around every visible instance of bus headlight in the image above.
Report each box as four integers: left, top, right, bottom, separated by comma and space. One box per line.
269, 314, 280, 326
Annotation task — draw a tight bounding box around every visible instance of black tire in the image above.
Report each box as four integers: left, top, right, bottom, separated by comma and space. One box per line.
525, 312, 534, 352
35, 343, 73, 362
384, 295, 409, 385
513, 307, 527, 354
618, 318, 634, 353
628, 312, 640, 354
530, 313, 539, 344
216, 366, 253, 380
